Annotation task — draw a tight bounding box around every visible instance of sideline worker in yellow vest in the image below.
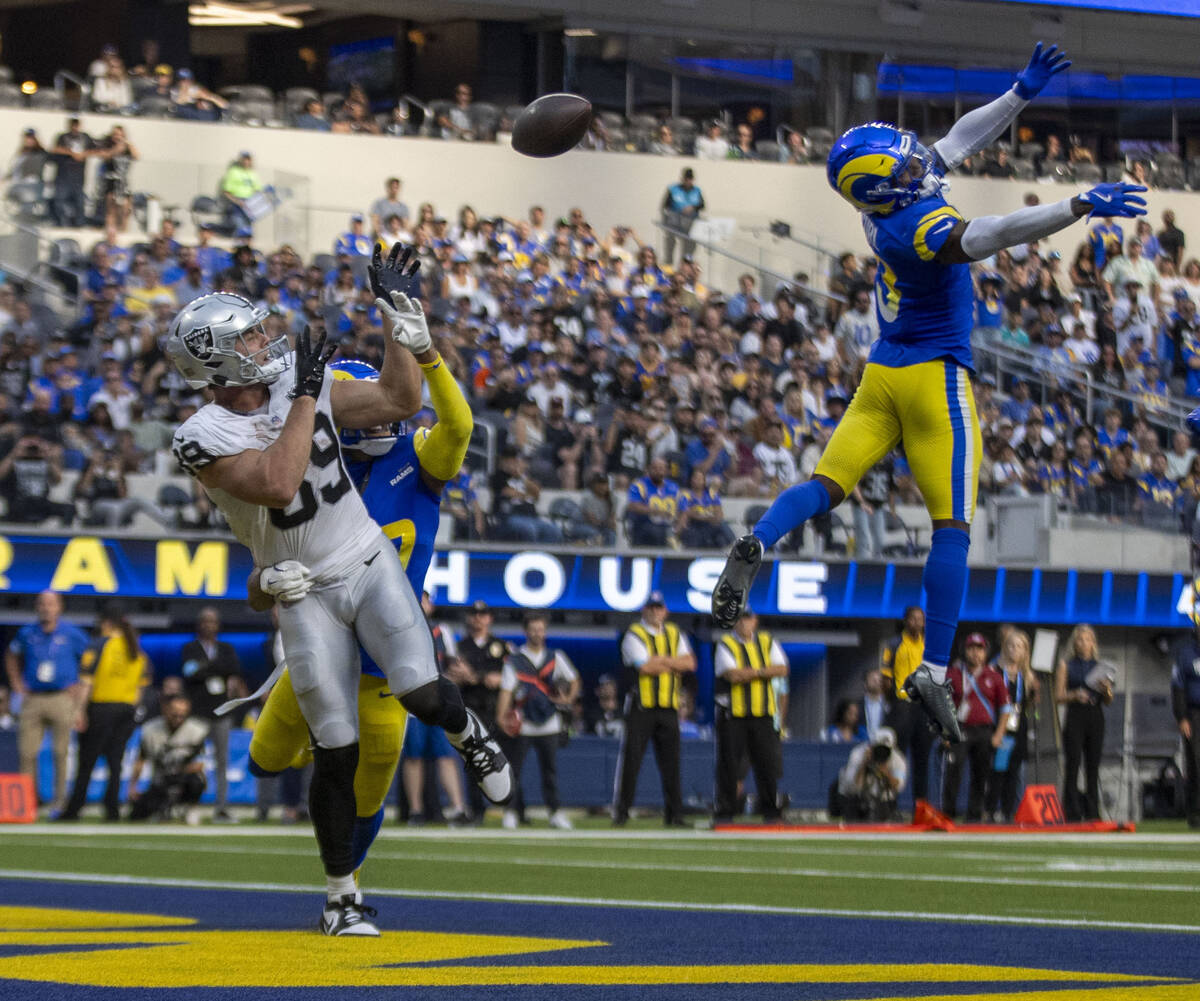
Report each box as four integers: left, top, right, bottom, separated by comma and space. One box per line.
714, 608, 788, 823
612, 591, 696, 826
59, 602, 150, 821
880, 605, 934, 804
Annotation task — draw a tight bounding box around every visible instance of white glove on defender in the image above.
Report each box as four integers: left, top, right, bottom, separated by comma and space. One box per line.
260, 560, 313, 605
375, 290, 433, 355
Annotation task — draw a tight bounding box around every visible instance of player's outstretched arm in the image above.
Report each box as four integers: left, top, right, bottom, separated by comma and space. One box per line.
937, 182, 1146, 264
933, 42, 1069, 172
414, 355, 474, 490
196, 327, 333, 507
333, 243, 426, 430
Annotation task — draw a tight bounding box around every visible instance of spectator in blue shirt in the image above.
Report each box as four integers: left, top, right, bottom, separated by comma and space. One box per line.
294, 98, 331, 132
660, 167, 704, 266
676, 469, 734, 549
684, 417, 733, 482
1069, 428, 1105, 513
5, 590, 90, 811
333, 214, 373, 258
1138, 451, 1181, 528
726, 273, 759, 322
1001, 377, 1035, 424
627, 456, 680, 547
1097, 407, 1131, 461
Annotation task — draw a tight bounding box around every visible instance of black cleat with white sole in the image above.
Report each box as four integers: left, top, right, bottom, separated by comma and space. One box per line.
904, 663, 964, 743
320, 894, 379, 937
453, 708, 514, 804
711, 534, 764, 629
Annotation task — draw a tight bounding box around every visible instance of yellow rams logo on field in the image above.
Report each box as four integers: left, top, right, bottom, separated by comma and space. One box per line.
0, 906, 1187, 995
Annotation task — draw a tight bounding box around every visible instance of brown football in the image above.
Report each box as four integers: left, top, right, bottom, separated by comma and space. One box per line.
512, 93, 593, 158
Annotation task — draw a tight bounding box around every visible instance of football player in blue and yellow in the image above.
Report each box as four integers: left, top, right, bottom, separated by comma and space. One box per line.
713, 42, 1147, 742
246, 345, 473, 883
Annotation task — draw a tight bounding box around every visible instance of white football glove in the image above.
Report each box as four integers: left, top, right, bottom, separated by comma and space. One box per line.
375, 290, 433, 355
260, 560, 313, 605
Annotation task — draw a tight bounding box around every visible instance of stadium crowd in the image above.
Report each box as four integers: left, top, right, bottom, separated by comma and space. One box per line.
1, 134, 1199, 545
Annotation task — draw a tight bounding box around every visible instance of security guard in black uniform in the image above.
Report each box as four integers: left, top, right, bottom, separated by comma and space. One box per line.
714, 608, 787, 823
612, 591, 696, 826
1171, 630, 1200, 828
453, 599, 510, 822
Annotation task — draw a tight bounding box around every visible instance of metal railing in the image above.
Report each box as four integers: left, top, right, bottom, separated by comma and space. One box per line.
970, 333, 1191, 437
653, 219, 846, 307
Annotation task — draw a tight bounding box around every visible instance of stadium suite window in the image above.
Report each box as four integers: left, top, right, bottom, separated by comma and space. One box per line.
563, 31, 821, 131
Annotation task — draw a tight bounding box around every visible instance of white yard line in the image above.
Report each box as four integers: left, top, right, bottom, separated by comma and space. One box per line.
8, 838, 1199, 894
0, 868, 1196, 935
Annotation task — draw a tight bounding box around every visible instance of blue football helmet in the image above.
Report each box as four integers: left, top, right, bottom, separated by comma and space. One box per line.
329, 358, 400, 456
827, 123, 940, 214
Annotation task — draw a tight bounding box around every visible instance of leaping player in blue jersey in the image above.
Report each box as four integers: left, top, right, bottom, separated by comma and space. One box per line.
245, 244, 478, 929
713, 43, 1147, 742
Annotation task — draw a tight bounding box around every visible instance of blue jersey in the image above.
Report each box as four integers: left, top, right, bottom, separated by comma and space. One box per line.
8, 622, 90, 692
861, 195, 974, 371
345, 434, 443, 680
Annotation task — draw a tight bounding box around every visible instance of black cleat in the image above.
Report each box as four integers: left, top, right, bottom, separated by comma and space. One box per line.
320, 894, 379, 937
904, 663, 964, 743
453, 708, 513, 804
712, 534, 764, 629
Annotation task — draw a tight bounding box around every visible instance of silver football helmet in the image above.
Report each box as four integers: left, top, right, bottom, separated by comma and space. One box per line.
165, 292, 291, 389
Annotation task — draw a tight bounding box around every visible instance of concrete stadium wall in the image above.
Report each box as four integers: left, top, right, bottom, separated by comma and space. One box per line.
8, 107, 1200, 295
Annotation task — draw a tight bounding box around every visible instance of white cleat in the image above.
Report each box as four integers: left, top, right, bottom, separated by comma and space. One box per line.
320, 894, 380, 937
453, 708, 514, 804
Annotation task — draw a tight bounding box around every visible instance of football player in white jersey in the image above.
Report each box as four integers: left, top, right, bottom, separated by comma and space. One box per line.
167, 246, 512, 936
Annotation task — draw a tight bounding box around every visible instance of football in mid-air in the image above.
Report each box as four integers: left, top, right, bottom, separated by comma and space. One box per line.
512, 93, 592, 158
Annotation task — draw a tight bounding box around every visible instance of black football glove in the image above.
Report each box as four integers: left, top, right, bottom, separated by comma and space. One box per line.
368, 242, 422, 302
289, 324, 336, 400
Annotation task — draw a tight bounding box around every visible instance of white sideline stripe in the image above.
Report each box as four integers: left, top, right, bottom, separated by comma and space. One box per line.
5, 823, 1200, 845
0, 868, 1196, 934
11, 840, 1200, 894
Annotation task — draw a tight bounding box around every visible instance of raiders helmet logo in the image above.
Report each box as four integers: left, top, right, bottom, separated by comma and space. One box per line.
182, 325, 215, 360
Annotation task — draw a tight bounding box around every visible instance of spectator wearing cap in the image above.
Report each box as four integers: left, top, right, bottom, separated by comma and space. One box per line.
714, 607, 787, 823
219, 151, 263, 235
1137, 451, 1180, 528
694, 120, 730, 161
683, 416, 733, 483
1103, 236, 1159, 300
1000, 377, 1034, 425
49, 117, 95, 227
443, 465, 486, 541
293, 98, 330, 131
171, 68, 228, 121
219, 245, 265, 301
1113, 277, 1157, 355
450, 600, 510, 823
676, 469, 733, 549
588, 673, 624, 738
442, 253, 479, 308
334, 214, 373, 258
613, 592, 696, 826
944, 634, 1011, 822
489, 447, 562, 543
661, 167, 704, 266
835, 726, 907, 821
626, 456, 679, 547
580, 472, 617, 546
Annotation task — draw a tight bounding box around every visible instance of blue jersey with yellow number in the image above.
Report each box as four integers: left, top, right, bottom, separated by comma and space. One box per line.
861, 194, 974, 372
345, 434, 442, 679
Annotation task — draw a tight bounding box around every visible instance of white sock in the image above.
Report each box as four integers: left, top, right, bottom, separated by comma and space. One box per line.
923, 661, 947, 685
326, 873, 356, 902
448, 710, 475, 746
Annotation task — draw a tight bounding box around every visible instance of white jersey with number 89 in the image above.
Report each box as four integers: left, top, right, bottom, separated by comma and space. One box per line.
171, 370, 381, 580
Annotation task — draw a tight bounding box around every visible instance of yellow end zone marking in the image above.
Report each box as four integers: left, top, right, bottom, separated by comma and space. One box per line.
0, 909, 1187, 990
0, 906, 195, 930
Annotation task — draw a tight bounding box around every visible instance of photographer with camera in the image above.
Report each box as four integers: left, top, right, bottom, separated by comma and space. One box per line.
0, 433, 75, 526
836, 726, 907, 821
127, 693, 209, 823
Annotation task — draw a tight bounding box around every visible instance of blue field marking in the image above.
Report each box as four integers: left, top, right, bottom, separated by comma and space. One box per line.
0, 878, 1195, 1001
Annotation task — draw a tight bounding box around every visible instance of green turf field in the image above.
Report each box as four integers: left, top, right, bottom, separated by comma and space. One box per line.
2, 822, 1199, 933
